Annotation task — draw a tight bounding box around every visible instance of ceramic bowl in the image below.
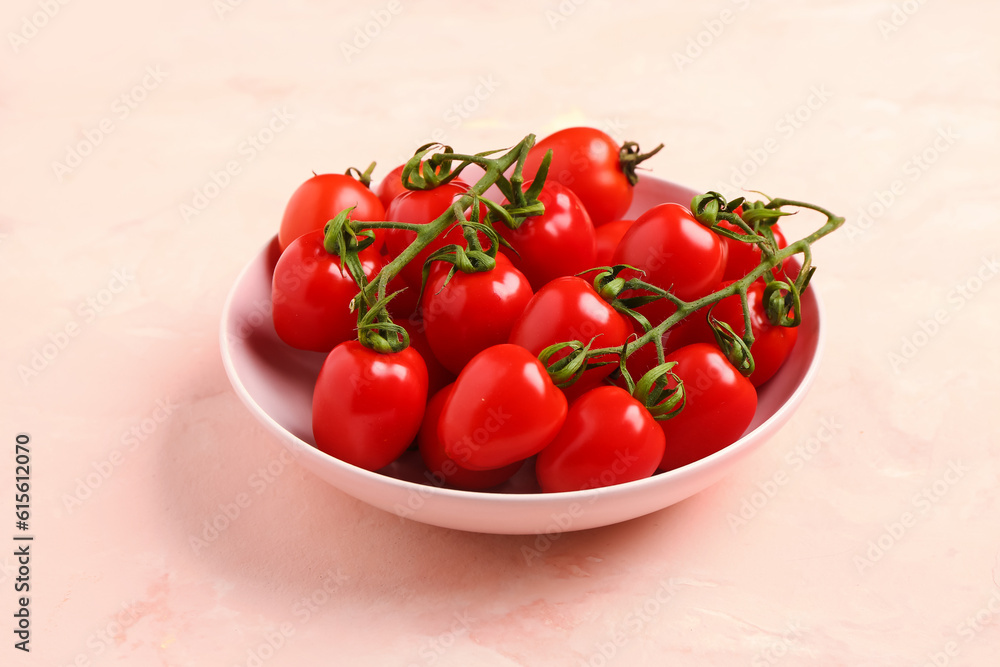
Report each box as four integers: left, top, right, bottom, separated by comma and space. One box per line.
220, 176, 823, 534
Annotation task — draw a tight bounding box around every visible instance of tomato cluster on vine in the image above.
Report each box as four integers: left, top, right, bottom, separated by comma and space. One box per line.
269, 128, 844, 494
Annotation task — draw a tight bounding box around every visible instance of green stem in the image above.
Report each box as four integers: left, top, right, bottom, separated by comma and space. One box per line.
361, 137, 537, 306
589, 203, 844, 360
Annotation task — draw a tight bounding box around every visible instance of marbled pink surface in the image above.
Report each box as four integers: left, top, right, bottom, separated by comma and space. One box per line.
4, 1, 1000, 665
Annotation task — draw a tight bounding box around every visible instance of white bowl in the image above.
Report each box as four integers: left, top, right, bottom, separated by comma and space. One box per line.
220, 177, 824, 535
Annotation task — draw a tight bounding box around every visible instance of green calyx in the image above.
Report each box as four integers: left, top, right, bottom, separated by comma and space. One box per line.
344, 161, 377, 188
708, 311, 755, 377
632, 361, 685, 421
618, 140, 664, 187
538, 339, 601, 388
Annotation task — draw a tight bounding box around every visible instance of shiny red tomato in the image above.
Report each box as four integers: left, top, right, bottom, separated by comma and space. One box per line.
508, 276, 631, 400
278, 173, 385, 253
612, 203, 727, 302
535, 386, 665, 493
721, 221, 790, 281
522, 127, 636, 225
399, 318, 455, 397
375, 164, 407, 210
419, 384, 523, 490
656, 343, 757, 471
312, 341, 428, 471
272, 230, 381, 352
497, 180, 596, 290
421, 253, 534, 375
384, 181, 481, 289
683, 281, 799, 387
594, 219, 634, 266
439, 344, 567, 470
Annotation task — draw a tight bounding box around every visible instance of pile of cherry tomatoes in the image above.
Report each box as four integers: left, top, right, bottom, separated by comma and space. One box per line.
269, 128, 840, 494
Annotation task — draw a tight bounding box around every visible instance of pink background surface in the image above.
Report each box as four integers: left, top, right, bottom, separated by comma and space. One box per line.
4, 1, 999, 665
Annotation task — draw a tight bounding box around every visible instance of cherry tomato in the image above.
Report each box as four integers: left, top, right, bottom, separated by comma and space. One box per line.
312, 341, 428, 471
721, 221, 790, 282
523, 127, 635, 226
439, 344, 567, 470
594, 219, 634, 267
656, 343, 757, 471
278, 173, 385, 253
272, 230, 382, 352
419, 384, 523, 490
421, 253, 534, 375
384, 181, 482, 289
376, 162, 447, 212
682, 281, 799, 387
508, 276, 631, 400
612, 203, 727, 302
497, 180, 597, 291
375, 164, 407, 210
536, 386, 665, 493
399, 318, 455, 397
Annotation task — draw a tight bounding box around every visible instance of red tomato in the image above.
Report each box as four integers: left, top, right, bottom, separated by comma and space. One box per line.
278, 173, 385, 253
384, 181, 481, 289
618, 311, 703, 385
594, 219, 634, 266
312, 341, 428, 471
399, 318, 455, 397
439, 344, 568, 470
419, 384, 523, 490
375, 164, 407, 210
656, 343, 757, 471
683, 281, 799, 387
535, 386, 665, 493
523, 127, 635, 226
721, 221, 790, 281
272, 230, 382, 352
497, 180, 597, 291
508, 276, 631, 400
421, 253, 534, 375
612, 203, 727, 302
